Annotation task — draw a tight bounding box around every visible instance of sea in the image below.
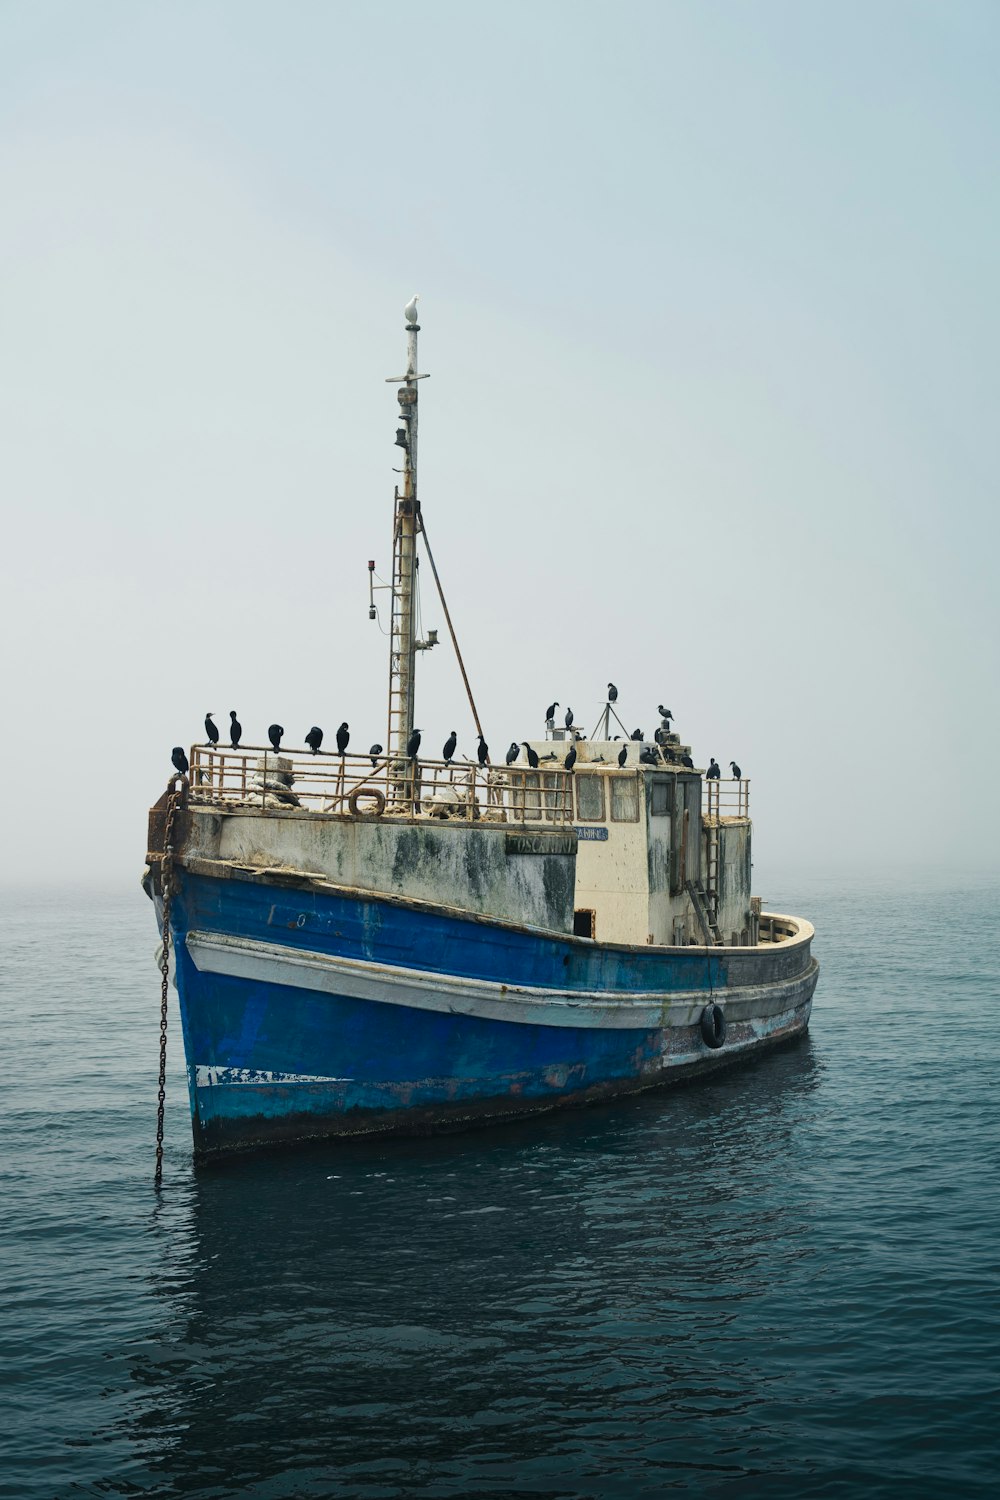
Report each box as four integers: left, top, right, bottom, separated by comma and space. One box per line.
2, 873, 998, 1499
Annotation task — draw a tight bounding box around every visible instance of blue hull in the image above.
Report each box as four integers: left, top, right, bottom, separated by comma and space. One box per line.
166, 870, 817, 1153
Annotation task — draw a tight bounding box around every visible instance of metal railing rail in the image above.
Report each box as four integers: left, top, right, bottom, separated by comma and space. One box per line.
186, 745, 575, 828
702, 778, 751, 820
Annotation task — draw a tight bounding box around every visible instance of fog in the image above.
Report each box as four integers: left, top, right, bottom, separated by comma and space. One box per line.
2, 1, 998, 890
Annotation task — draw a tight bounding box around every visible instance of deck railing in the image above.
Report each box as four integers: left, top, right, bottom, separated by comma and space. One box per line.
186, 745, 575, 827
702, 778, 751, 820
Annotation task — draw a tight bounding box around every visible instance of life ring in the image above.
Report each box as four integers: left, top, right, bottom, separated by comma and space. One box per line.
348, 786, 385, 817
700, 1003, 727, 1049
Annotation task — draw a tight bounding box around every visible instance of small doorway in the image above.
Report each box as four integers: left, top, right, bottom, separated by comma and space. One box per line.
573, 908, 596, 938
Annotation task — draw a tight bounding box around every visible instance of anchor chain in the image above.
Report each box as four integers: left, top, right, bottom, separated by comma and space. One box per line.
155, 776, 185, 1186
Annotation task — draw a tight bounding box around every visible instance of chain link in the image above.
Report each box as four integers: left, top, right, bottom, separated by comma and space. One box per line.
155, 776, 185, 1186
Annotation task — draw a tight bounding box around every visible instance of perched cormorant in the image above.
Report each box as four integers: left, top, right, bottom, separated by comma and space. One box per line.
229, 710, 242, 748
657, 705, 673, 723
268, 724, 284, 752
477, 735, 490, 765
505, 741, 520, 765
171, 746, 189, 776
730, 761, 742, 779
564, 744, 577, 772
640, 746, 659, 765
521, 742, 539, 769
204, 713, 219, 745
406, 728, 422, 758
617, 744, 628, 767
564, 706, 574, 729
630, 728, 644, 741
661, 747, 677, 763
305, 725, 324, 754
706, 757, 721, 779
545, 701, 559, 724
369, 743, 383, 766
607, 682, 618, 703
540, 752, 557, 761
336, 722, 350, 755
680, 753, 694, 769
443, 731, 457, 763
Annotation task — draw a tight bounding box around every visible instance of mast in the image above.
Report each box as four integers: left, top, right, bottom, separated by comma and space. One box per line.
385, 296, 428, 759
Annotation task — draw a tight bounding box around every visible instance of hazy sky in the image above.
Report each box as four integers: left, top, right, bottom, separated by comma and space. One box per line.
2, 0, 998, 888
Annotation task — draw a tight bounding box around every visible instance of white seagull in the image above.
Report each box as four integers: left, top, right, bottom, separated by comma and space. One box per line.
404, 294, 420, 324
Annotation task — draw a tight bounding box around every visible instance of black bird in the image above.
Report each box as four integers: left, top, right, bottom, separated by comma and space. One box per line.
564, 706, 574, 729
706, 757, 721, 779
443, 731, 457, 763
171, 746, 189, 776
654, 726, 667, 745
305, 725, 324, 754
617, 744, 628, 767
730, 761, 742, 779
369, 742, 383, 766
336, 722, 350, 755
661, 746, 677, 763
657, 705, 673, 724
541, 752, 558, 761
564, 744, 577, 772
545, 701, 559, 723
505, 742, 520, 765
204, 713, 219, 745
268, 723, 284, 752
680, 753, 694, 769
477, 735, 490, 766
631, 728, 644, 741
607, 682, 618, 703
640, 746, 659, 765
406, 728, 422, 758
521, 742, 539, 769
229, 710, 242, 748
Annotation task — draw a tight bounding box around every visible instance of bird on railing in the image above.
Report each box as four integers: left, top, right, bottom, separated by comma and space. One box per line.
205, 713, 219, 745
617, 744, 628, 767
505, 742, 519, 765
305, 725, 323, 754
730, 761, 742, 779
564, 706, 574, 729
607, 683, 618, 703
443, 731, 457, 763
268, 724, 284, 752
369, 743, 383, 767
171, 746, 189, 776
521, 742, 540, 769
706, 757, 721, 779
477, 735, 490, 766
406, 728, 422, 758
564, 744, 577, 772
229, 711, 242, 748
336, 722, 350, 755
545, 701, 559, 726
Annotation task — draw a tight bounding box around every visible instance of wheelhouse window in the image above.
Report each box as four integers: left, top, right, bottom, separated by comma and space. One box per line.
576, 773, 605, 822
611, 775, 639, 822
649, 778, 673, 817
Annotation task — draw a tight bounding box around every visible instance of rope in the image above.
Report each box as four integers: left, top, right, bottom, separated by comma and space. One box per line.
154, 776, 185, 1186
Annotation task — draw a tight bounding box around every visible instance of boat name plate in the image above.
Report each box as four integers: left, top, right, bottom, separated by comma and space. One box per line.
505, 833, 576, 857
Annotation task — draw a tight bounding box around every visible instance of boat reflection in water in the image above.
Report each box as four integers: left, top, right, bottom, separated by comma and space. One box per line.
121, 1039, 819, 1496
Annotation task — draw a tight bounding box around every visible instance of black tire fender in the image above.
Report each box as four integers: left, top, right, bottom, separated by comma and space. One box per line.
700, 1002, 727, 1049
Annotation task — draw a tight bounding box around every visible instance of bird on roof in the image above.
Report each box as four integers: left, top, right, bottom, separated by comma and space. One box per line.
369, 743, 383, 766
657, 706, 673, 723
564, 744, 577, 772
706, 757, 721, 779
631, 728, 644, 741
407, 728, 422, 758
680, 753, 694, 769
204, 713, 219, 745
545, 701, 559, 724
229, 711, 242, 748
404, 294, 419, 324
730, 761, 742, 779
591, 754, 606, 763
443, 731, 457, 763
336, 722, 350, 755
521, 742, 539, 769
617, 744, 628, 767
305, 725, 324, 754
505, 742, 520, 765
477, 735, 490, 765
171, 746, 189, 776
268, 724, 284, 752
564, 706, 574, 729
640, 747, 659, 765
607, 683, 618, 703
541, 752, 558, 761
661, 746, 677, 763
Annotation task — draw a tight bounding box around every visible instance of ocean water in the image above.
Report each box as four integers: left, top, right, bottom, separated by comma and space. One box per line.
1, 874, 998, 1499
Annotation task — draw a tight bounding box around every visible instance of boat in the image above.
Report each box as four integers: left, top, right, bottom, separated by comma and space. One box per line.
143, 300, 819, 1158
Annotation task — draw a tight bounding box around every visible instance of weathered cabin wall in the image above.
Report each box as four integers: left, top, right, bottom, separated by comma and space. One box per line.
713, 821, 753, 940
182, 809, 577, 933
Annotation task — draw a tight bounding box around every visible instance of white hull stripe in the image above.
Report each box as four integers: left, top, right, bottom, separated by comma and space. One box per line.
185, 930, 816, 1031
195, 1066, 353, 1088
